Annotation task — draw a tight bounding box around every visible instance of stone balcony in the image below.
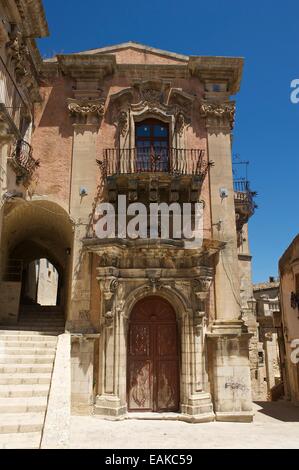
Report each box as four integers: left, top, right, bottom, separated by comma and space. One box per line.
97, 147, 210, 203
234, 179, 257, 232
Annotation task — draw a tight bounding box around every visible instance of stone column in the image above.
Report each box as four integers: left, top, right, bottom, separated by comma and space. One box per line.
66, 98, 104, 332
201, 102, 253, 422
94, 266, 127, 418
180, 311, 215, 423
71, 334, 100, 414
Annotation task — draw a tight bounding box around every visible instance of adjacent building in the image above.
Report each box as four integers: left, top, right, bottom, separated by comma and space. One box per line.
253, 278, 283, 400
279, 235, 299, 405
0, 0, 49, 319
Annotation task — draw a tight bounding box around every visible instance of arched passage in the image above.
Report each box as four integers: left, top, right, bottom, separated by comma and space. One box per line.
127, 296, 180, 412
0, 199, 73, 325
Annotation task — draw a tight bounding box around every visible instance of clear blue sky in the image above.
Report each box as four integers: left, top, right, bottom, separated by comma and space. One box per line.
38, 0, 299, 283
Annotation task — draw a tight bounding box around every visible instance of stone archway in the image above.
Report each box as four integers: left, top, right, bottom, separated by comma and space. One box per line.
127, 295, 180, 412
0, 199, 73, 325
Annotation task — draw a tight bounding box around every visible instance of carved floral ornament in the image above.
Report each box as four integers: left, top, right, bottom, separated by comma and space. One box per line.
6, 29, 29, 80
200, 101, 236, 129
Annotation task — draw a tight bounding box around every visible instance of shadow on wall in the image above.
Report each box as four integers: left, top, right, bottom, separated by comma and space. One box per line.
37, 78, 74, 138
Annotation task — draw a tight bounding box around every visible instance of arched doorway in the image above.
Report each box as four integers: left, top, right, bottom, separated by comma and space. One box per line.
127, 296, 179, 412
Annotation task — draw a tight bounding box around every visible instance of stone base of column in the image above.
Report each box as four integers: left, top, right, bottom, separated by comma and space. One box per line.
180, 392, 215, 423
94, 395, 127, 419
207, 321, 254, 423
215, 411, 253, 422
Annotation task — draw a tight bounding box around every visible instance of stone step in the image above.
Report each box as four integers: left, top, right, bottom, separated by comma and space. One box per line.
0, 341, 57, 348
18, 322, 65, 326
0, 432, 41, 449
0, 332, 59, 340
0, 384, 49, 398
0, 355, 55, 364
19, 317, 64, 321
0, 348, 56, 356
0, 396, 47, 413
0, 373, 51, 385
0, 364, 53, 374
0, 412, 45, 434
0, 329, 62, 335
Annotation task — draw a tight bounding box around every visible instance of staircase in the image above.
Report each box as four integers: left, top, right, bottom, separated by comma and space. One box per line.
0, 307, 65, 449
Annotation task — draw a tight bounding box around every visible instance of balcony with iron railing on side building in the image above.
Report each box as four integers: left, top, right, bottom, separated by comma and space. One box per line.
8, 139, 40, 186
0, 58, 39, 185
234, 178, 257, 231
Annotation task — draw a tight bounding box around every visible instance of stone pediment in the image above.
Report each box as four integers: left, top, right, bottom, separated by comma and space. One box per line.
76, 41, 189, 64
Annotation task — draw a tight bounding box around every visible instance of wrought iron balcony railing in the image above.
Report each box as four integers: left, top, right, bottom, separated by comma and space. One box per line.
234, 179, 256, 207
98, 147, 209, 179
8, 139, 40, 183
234, 179, 257, 229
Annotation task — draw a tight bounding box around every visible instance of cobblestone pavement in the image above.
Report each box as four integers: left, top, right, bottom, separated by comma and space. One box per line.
70, 401, 299, 449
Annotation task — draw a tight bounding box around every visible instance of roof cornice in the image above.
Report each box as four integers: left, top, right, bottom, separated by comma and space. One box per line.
14, 0, 49, 38
56, 54, 117, 79
188, 56, 244, 95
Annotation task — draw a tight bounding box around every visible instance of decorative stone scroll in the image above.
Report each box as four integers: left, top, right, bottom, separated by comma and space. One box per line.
200, 101, 236, 129
6, 28, 40, 102
109, 81, 194, 144
67, 98, 105, 125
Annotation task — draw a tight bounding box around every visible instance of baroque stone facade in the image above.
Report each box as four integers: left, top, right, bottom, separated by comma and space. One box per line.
0, 32, 257, 422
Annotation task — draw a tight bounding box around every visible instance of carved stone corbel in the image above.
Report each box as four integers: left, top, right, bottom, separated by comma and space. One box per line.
200, 101, 235, 130
193, 276, 213, 300
67, 98, 105, 125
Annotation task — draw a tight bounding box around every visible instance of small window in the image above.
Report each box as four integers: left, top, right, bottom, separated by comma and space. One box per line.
258, 351, 264, 364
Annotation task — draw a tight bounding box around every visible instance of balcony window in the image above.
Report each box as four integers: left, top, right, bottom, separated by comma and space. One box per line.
135, 119, 169, 172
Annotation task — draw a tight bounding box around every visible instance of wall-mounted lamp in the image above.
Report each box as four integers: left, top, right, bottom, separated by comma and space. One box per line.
219, 187, 229, 199
79, 186, 88, 197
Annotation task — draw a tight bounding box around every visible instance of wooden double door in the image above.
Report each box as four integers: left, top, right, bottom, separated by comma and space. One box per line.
127, 296, 179, 412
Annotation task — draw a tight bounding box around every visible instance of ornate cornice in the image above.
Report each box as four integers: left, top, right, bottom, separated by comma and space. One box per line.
14, 0, 49, 38
200, 101, 236, 129
57, 54, 116, 79
189, 56, 244, 95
